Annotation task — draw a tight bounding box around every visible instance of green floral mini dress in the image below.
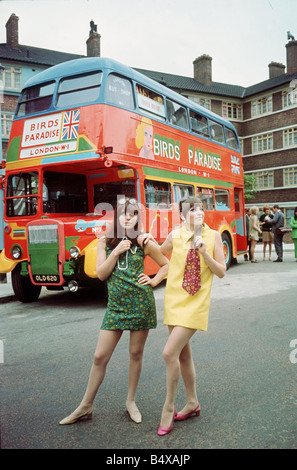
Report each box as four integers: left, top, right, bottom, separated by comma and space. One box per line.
100, 244, 157, 331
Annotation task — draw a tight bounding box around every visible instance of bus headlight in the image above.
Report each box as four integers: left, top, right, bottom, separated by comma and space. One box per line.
69, 246, 80, 259
11, 245, 22, 259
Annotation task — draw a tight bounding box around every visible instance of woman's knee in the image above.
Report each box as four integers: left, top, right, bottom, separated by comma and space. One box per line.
93, 351, 110, 367
129, 347, 144, 363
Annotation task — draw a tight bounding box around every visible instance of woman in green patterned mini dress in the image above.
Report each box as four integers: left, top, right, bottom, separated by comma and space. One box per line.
60, 198, 168, 425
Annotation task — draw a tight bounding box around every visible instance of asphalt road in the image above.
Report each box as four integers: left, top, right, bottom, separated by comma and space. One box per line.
1, 251, 297, 451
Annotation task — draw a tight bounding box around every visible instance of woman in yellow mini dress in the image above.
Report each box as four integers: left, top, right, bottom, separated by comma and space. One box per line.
157, 197, 226, 436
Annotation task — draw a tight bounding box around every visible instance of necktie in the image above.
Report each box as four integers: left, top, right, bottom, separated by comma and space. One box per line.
182, 248, 201, 295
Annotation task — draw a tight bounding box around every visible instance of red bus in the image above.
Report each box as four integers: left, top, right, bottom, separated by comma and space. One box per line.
0, 57, 246, 302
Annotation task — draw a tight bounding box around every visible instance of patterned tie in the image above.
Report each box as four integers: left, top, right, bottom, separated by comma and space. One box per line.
182, 248, 201, 295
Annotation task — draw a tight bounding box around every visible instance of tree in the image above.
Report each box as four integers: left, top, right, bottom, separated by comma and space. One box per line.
243, 173, 258, 201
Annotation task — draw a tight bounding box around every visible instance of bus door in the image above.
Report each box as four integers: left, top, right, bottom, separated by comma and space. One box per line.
234, 188, 247, 253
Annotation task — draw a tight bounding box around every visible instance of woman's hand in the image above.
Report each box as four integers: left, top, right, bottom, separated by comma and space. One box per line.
138, 273, 153, 286
138, 233, 157, 247
113, 239, 132, 256
194, 236, 206, 254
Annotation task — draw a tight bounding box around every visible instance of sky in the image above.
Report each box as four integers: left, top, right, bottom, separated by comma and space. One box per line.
1, 0, 297, 87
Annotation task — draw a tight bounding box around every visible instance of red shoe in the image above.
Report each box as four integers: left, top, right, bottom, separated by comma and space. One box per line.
157, 407, 177, 436
175, 403, 200, 421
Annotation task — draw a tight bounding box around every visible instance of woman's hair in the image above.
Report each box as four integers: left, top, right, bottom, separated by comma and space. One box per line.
179, 197, 203, 219
250, 206, 259, 215
106, 198, 141, 249
294, 207, 297, 220
262, 205, 270, 212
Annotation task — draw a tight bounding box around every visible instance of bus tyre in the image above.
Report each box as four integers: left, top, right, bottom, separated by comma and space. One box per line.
12, 264, 42, 303
221, 233, 232, 270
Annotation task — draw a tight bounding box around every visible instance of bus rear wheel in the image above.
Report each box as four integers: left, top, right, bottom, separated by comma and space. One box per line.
12, 264, 42, 302
221, 233, 232, 270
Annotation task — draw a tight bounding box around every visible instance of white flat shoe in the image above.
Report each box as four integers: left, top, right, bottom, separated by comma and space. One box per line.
126, 402, 142, 423
59, 408, 93, 425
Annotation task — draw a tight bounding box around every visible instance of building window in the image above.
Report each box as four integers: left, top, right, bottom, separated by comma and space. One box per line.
252, 134, 273, 153
1, 112, 13, 138
282, 88, 297, 108
253, 171, 274, 189
222, 102, 242, 120
283, 167, 297, 187
252, 96, 272, 117
283, 128, 297, 147
188, 96, 211, 110
3, 66, 21, 90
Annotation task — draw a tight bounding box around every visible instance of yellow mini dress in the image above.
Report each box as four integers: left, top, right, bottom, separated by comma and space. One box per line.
164, 223, 216, 331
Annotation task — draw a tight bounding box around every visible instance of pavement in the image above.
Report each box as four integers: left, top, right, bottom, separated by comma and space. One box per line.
0, 243, 295, 303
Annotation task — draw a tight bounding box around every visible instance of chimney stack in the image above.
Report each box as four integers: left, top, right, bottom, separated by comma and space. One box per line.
268, 61, 285, 79
86, 20, 101, 57
193, 55, 212, 86
6, 13, 19, 49
286, 39, 297, 75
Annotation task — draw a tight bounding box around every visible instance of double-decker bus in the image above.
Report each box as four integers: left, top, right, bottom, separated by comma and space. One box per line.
0, 57, 246, 302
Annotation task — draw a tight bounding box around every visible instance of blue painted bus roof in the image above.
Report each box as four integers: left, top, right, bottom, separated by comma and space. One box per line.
22, 57, 237, 132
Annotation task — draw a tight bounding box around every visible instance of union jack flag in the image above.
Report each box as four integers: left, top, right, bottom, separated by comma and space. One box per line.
61, 110, 80, 141
231, 155, 241, 175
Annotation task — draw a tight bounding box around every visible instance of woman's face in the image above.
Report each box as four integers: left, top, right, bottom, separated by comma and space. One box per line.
185, 205, 204, 229
118, 205, 138, 231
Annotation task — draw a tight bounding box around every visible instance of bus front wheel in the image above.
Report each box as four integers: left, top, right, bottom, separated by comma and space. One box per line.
12, 264, 42, 302
221, 233, 232, 270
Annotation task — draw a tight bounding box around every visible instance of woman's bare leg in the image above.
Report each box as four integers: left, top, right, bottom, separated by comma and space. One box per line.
126, 330, 149, 422
178, 342, 199, 415
60, 330, 122, 423
160, 326, 196, 428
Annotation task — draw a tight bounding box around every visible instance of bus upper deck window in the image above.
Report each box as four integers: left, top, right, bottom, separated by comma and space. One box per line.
136, 84, 165, 120
209, 120, 226, 145
56, 71, 102, 108
16, 82, 55, 117
225, 128, 239, 150
166, 99, 189, 130
190, 110, 209, 138
105, 74, 134, 109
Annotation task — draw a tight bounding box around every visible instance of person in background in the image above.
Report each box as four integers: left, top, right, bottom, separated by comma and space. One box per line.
269, 205, 285, 262
249, 206, 262, 263
259, 205, 273, 261
244, 208, 251, 261
290, 207, 297, 262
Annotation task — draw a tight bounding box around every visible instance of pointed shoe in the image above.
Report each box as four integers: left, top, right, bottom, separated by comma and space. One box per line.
157, 407, 177, 436
126, 403, 142, 423
59, 408, 93, 425
175, 403, 200, 421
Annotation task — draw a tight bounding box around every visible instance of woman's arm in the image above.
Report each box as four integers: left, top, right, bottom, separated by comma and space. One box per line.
252, 215, 261, 233
138, 240, 169, 287
198, 231, 226, 279
96, 237, 132, 281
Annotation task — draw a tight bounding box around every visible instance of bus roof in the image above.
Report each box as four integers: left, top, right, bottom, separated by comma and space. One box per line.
22, 57, 237, 132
